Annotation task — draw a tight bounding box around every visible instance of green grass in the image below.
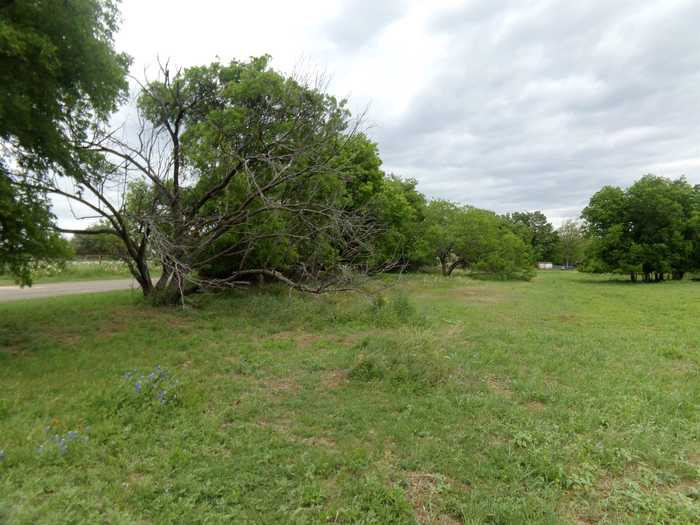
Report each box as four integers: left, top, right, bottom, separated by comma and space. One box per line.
1, 272, 699, 524
0, 261, 133, 286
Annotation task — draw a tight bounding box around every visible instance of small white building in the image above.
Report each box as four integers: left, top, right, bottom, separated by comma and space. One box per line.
537, 262, 553, 270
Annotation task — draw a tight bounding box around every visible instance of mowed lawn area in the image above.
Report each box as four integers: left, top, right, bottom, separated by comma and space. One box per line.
1, 272, 699, 524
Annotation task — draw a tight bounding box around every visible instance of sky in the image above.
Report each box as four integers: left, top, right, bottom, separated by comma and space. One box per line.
53, 0, 700, 228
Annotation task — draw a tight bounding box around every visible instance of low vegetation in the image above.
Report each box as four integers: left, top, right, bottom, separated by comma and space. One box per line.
2, 272, 698, 524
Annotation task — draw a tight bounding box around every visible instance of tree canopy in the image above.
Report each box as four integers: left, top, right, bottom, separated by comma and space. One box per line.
0, 0, 129, 283
503, 211, 559, 262
421, 200, 534, 280
581, 175, 700, 281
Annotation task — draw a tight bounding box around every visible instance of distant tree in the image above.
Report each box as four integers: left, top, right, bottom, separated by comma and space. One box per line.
71, 222, 125, 259
555, 220, 586, 267
0, 166, 71, 283
423, 203, 534, 279
1, 0, 129, 283
581, 175, 700, 281
422, 200, 461, 275
450, 208, 533, 279
504, 211, 559, 262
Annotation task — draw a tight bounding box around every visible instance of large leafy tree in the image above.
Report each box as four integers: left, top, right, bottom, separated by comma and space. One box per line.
365, 175, 427, 270
0, 166, 70, 283
422, 202, 534, 279
504, 211, 559, 262
582, 175, 700, 281
71, 221, 125, 259
421, 199, 461, 275
555, 219, 586, 267
0, 0, 129, 282
25, 57, 376, 302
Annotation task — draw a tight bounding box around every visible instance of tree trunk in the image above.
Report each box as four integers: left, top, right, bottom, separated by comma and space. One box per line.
446, 259, 465, 276
672, 271, 685, 280
440, 256, 448, 276
155, 264, 173, 291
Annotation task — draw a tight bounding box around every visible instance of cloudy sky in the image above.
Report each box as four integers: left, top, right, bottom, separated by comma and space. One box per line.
55, 0, 700, 227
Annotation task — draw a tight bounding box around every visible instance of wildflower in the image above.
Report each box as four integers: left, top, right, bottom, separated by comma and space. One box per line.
0, 450, 5, 462
135, 382, 142, 394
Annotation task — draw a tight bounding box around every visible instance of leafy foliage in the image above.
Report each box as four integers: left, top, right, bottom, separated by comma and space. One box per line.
421, 201, 535, 279
581, 175, 700, 280
0, 0, 129, 169
503, 211, 559, 262
0, 0, 129, 283
554, 219, 587, 267
71, 222, 125, 258
0, 166, 71, 284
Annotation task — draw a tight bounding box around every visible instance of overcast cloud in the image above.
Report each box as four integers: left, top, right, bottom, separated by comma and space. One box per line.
52, 0, 700, 228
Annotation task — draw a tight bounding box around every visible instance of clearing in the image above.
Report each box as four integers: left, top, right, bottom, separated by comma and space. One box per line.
1, 272, 698, 524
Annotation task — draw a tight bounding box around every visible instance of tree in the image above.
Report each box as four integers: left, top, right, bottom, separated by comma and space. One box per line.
422, 200, 461, 275
0, 165, 71, 283
555, 220, 586, 267
21, 57, 373, 302
71, 221, 125, 259
450, 208, 533, 279
1, 0, 129, 283
581, 175, 700, 281
365, 175, 427, 271
422, 202, 534, 279
504, 211, 559, 262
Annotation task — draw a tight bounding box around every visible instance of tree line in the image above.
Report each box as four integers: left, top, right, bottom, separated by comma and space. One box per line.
1, 0, 561, 303
2, 1, 697, 301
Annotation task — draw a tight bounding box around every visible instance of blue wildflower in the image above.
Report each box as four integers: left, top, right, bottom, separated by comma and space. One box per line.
135, 382, 142, 393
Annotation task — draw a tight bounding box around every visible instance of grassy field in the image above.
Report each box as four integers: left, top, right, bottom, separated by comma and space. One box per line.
1, 271, 699, 524
0, 261, 133, 287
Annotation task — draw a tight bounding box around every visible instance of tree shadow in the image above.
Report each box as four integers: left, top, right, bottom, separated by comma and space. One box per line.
573, 275, 653, 285
573, 274, 695, 285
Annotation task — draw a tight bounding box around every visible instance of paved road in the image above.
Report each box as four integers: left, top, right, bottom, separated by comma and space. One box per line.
0, 279, 138, 303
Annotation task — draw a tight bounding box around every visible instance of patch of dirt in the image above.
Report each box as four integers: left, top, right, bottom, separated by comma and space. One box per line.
525, 400, 546, 412
127, 472, 146, 485
486, 377, 513, 399
320, 369, 347, 389
404, 471, 469, 525
98, 319, 130, 339
301, 435, 337, 449
0, 343, 23, 356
